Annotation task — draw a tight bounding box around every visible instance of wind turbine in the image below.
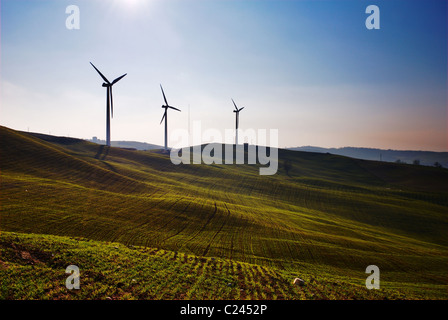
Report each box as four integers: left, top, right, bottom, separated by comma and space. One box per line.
160, 85, 181, 151
90, 62, 127, 147
232, 99, 244, 145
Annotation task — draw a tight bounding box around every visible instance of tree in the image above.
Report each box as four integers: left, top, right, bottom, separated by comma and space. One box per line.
283, 160, 293, 176
434, 162, 442, 168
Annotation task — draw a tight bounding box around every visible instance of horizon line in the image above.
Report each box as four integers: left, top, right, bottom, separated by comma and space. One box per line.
4, 125, 447, 154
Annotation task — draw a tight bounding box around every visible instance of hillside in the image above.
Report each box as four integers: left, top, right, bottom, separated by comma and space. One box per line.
289, 146, 448, 168
1, 125, 447, 299
84, 136, 163, 151
0, 231, 414, 300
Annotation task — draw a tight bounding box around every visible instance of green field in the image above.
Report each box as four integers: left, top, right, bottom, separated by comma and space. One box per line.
1, 125, 447, 299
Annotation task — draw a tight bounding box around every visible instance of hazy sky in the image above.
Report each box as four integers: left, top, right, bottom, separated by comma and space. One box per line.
1, 0, 446, 151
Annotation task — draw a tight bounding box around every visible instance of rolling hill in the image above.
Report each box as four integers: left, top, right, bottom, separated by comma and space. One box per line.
289, 146, 448, 168
85, 136, 163, 150
1, 125, 447, 299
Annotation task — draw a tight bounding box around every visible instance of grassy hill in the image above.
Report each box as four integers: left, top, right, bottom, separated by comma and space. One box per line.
84, 137, 163, 151
1, 125, 447, 299
0, 231, 411, 300
289, 146, 448, 168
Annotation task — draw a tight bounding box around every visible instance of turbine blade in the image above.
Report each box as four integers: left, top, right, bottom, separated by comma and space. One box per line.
232, 99, 238, 111
160, 84, 169, 106
90, 62, 110, 84
112, 73, 127, 85
169, 106, 181, 112
160, 110, 166, 124
239, 107, 244, 112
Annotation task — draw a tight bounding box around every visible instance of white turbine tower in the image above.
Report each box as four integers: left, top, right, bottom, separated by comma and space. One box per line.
160, 85, 181, 151
232, 99, 244, 145
90, 62, 127, 147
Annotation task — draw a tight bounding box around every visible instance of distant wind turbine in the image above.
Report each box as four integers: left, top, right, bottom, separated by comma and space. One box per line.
232, 99, 244, 145
90, 62, 127, 147
160, 85, 181, 151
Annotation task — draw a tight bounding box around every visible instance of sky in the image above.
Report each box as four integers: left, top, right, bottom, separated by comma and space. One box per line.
1, 0, 447, 151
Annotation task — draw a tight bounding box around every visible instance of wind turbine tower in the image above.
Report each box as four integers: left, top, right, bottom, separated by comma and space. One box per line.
232, 99, 244, 145
90, 62, 127, 147
160, 85, 181, 151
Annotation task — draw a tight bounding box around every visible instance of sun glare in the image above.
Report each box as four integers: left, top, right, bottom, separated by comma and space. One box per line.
127, 0, 144, 5
113, 0, 151, 13
120, 0, 146, 8
108, 0, 157, 18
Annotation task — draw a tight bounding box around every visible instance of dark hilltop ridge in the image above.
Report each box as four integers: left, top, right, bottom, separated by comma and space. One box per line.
289, 146, 448, 168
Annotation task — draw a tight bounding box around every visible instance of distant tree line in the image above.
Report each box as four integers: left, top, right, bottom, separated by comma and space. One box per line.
434, 161, 443, 168
395, 159, 444, 168
283, 160, 293, 176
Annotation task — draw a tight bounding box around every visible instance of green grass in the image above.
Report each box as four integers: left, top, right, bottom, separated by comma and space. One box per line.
1, 125, 447, 299
0, 231, 424, 300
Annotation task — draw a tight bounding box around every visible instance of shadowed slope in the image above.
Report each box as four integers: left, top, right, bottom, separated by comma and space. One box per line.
0, 127, 155, 194
1, 126, 447, 298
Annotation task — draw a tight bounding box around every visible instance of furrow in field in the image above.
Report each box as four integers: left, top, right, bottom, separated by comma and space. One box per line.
201, 202, 232, 257
160, 201, 193, 243
149, 197, 186, 233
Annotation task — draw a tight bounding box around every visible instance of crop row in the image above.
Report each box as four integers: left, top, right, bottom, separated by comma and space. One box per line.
1, 232, 426, 300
